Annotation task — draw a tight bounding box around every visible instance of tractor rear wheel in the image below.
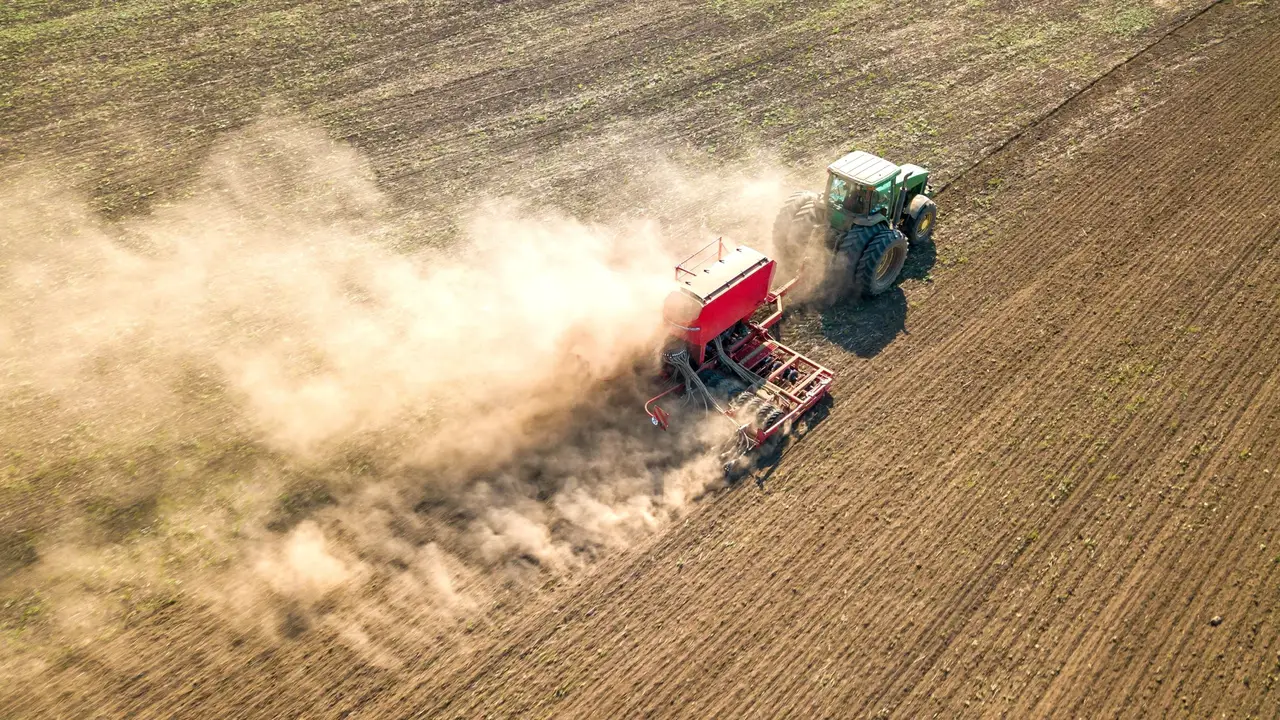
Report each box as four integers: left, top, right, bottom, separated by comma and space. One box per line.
833, 225, 875, 298
903, 195, 938, 246
771, 191, 824, 255
771, 191, 817, 246
857, 226, 909, 296
772, 190, 825, 293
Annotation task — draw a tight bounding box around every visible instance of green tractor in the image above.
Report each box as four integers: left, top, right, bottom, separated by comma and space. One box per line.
773, 151, 937, 298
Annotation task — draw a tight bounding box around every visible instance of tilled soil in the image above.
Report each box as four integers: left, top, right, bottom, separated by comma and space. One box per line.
4, 0, 1280, 717
408, 5, 1280, 717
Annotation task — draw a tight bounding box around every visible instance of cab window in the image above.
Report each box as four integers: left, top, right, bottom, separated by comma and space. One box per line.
828, 176, 851, 208
829, 176, 884, 215
872, 178, 893, 215
843, 184, 874, 214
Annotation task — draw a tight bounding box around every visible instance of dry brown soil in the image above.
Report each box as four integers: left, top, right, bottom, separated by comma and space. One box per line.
3, 0, 1280, 717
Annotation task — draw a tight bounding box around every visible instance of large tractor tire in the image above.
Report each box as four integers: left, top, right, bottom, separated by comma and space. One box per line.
771, 191, 823, 249
771, 190, 825, 293
856, 226, 909, 296
903, 195, 938, 246
832, 225, 875, 298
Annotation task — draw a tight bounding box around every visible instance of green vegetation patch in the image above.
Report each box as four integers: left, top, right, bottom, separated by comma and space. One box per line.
1092, 2, 1158, 38
0, 589, 47, 634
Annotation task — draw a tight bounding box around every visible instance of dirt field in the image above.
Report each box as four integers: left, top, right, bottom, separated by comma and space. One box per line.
3, 0, 1280, 717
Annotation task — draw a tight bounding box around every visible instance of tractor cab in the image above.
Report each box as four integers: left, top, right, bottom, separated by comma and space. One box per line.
823, 151, 930, 234
772, 150, 937, 299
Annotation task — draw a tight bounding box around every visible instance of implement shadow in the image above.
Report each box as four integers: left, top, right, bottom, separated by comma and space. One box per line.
741, 393, 835, 490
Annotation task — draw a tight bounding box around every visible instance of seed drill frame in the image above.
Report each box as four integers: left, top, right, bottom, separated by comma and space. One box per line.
645, 239, 833, 464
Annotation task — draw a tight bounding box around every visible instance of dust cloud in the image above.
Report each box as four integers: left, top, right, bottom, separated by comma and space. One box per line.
0, 114, 789, 659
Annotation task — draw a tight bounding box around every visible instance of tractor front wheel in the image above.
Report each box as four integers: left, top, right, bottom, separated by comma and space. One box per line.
903, 195, 938, 246
857, 227, 909, 296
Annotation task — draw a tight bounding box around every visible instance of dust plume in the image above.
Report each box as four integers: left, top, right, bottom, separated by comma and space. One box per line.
256, 522, 356, 600
0, 114, 768, 666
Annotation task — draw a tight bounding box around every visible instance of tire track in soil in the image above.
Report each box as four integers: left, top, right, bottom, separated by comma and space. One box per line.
929, 0, 1233, 199
1004, 247, 1280, 717
896, 78, 1280, 715
1034, 166, 1280, 716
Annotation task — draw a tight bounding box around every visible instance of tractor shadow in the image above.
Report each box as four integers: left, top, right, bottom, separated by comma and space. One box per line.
819, 289, 907, 358
900, 237, 936, 283
818, 238, 935, 358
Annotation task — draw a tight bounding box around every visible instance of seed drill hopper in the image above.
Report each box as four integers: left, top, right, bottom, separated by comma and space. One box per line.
645, 239, 833, 471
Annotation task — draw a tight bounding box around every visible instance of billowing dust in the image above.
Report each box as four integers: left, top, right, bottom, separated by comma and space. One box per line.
0, 115, 798, 669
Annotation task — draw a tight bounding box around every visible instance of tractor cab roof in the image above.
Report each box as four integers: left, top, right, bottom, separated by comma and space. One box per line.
827, 151, 899, 186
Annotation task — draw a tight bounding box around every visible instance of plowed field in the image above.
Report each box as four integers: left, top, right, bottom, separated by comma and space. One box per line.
413, 7, 1280, 717
3, 0, 1280, 717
